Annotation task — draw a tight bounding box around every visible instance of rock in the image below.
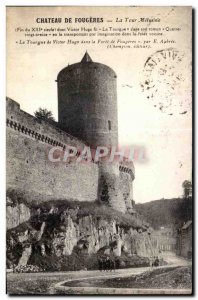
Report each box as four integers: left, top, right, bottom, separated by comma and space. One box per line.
7, 202, 159, 270
18, 245, 32, 267
7, 203, 31, 229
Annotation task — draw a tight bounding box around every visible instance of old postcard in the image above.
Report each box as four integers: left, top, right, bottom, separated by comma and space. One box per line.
6, 6, 192, 295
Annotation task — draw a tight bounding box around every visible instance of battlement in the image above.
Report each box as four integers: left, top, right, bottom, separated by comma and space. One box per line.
6, 97, 87, 149
6, 98, 135, 180
6, 117, 84, 157
119, 160, 135, 180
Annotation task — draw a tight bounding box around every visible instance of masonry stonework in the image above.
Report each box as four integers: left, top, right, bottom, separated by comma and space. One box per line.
7, 98, 98, 203
6, 53, 135, 213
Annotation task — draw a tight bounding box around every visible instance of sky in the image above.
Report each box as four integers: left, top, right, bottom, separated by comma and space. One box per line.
6, 6, 192, 203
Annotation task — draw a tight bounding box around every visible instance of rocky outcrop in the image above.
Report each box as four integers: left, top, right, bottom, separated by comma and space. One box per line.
64, 216, 156, 258
6, 200, 158, 271
7, 198, 31, 229
18, 245, 32, 267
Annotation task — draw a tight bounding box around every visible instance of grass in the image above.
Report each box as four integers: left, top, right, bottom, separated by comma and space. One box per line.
7, 266, 192, 295
7, 272, 77, 295
7, 188, 146, 230
65, 266, 192, 290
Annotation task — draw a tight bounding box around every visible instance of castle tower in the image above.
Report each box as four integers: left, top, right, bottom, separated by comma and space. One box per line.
57, 52, 126, 212
57, 51, 118, 148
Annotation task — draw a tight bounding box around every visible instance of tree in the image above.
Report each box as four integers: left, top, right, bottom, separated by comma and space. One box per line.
34, 108, 55, 122
182, 180, 192, 198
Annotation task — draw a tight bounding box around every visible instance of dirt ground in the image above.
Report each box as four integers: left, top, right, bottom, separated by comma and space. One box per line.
6, 252, 192, 295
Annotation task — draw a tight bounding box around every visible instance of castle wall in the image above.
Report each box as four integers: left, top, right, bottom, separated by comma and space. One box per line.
119, 171, 133, 212
98, 161, 127, 213
6, 98, 99, 203
6, 97, 134, 211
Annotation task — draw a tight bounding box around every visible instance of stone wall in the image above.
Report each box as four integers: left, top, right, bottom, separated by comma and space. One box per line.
152, 227, 177, 252
119, 171, 133, 213
6, 97, 135, 211
176, 222, 192, 258
6, 98, 99, 203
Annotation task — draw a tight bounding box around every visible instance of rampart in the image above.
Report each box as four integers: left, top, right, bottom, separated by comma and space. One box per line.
6, 97, 135, 211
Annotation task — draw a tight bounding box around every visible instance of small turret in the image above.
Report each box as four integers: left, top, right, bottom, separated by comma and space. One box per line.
81, 51, 93, 63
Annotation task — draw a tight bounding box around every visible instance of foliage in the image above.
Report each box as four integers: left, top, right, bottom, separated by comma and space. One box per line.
92, 266, 192, 289
28, 249, 150, 272
31, 199, 144, 230
182, 180, 192, 198
6, 189, 144, 231
135, 197, 192, 230
6, 188, 30, 207
14, 264, 43, 273
34, 108, 55, 122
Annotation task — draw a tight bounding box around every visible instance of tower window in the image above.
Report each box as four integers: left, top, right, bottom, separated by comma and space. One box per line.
108, 120, 111, 131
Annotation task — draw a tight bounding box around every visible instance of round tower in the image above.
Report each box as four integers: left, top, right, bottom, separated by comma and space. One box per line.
57, 52, 126, 212
57, 52, 118, 148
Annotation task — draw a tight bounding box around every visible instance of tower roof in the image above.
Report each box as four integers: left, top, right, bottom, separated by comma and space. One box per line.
81, 51, 93, 63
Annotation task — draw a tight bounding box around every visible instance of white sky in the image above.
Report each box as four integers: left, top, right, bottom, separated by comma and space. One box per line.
6, 6, 192, 203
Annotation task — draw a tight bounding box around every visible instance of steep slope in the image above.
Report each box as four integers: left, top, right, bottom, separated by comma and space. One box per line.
7, 189, 158, 272
135, 197, 192, 230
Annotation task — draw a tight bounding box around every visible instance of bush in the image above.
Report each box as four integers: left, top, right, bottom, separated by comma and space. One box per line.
32, 198, 144, 230
6, 188, 30, 207
14, 264, 43, 273
6, 189, 145, 230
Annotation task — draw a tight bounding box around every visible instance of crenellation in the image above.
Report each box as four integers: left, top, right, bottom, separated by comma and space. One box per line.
6, 116, 86, 155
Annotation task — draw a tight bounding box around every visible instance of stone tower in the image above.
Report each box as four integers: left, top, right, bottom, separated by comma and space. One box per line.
57, 51, 118, 147
57, 52, 126, 212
